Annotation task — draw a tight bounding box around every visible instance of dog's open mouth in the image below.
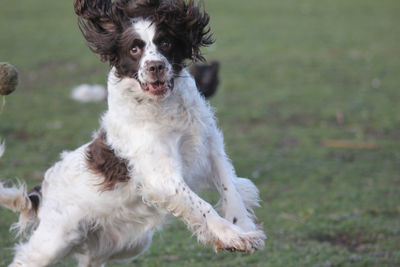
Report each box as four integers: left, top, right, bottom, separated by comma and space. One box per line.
140, 80, 174, 96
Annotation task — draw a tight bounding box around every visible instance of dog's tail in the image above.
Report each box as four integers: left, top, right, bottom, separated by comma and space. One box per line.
0, 143, 41, 235
0, 182, 41, 235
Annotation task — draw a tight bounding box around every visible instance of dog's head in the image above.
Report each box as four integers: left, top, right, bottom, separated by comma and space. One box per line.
74, 0, 213, 98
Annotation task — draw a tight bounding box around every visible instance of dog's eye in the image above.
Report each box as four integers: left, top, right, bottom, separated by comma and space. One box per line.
160, 41, 171, 51
130, 46, 142, 56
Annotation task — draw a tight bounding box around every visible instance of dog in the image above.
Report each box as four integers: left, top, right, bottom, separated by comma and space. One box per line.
188, 61, 220, 98
0, 0, 266, 266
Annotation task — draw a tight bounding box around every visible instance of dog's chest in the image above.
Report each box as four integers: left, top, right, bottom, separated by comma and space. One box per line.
140, 111, 212, 187
105, 90, 214, 188
173, 120, 212, 190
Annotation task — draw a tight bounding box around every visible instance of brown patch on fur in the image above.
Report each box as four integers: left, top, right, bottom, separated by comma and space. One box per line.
232, 217, 238, 224
86, 130, 130, 190
28, 185, 42, 214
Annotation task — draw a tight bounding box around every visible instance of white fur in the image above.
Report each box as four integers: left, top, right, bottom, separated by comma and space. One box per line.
1, 19, 265, 267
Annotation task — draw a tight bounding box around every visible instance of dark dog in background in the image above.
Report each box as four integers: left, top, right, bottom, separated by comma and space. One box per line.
189, 61, 220, 98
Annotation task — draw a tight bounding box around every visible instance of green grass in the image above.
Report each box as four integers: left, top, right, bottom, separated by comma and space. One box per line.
1, 0, 400, 266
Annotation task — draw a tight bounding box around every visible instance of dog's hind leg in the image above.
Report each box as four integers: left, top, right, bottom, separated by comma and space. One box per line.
74, 235, 151, 267
10, 216, 81, 267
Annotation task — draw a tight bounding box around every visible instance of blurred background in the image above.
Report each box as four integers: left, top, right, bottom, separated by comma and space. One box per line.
0, 0, 399, 266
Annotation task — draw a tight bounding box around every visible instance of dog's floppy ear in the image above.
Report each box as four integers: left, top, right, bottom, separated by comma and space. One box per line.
182, 0, 214, 62
73, 0, 131, 63
156, 0, 214, 62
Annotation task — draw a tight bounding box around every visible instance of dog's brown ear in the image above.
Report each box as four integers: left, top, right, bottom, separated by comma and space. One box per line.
156, 0, 214, 62
183, 0, 214, 62
73, 0, 131, 63
73, 0, 112, 19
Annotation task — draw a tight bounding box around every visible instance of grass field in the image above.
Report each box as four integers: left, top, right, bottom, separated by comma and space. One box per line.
1, 0, 400, 266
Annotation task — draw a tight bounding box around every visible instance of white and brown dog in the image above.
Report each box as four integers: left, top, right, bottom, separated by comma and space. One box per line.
0, 0, 265, 266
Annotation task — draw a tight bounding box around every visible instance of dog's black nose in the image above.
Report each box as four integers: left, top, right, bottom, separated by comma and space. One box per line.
147, 61, 166, 75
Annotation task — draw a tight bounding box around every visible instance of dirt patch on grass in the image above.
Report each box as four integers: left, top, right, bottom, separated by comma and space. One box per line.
276, 136, 301, 149
366, 207, 400, 218
2, 128, 36, 141
311, 232, 376, 252
284, 113, 320, 127
364, 125, 400, 141
266, 103, 321, 127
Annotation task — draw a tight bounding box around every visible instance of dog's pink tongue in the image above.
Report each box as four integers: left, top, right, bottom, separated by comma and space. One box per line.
148, 82, 167, 95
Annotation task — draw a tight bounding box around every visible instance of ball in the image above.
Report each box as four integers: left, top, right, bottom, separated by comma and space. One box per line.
0, 62, 19, 95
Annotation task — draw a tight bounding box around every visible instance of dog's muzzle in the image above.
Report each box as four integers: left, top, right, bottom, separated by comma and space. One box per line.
140, 79, 174, 96
140, 60, 174, 96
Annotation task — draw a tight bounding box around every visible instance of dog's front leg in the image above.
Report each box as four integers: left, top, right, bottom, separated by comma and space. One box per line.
208, 131, 266, 249
135, 150, 263, 253
210, 151, 262, 230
